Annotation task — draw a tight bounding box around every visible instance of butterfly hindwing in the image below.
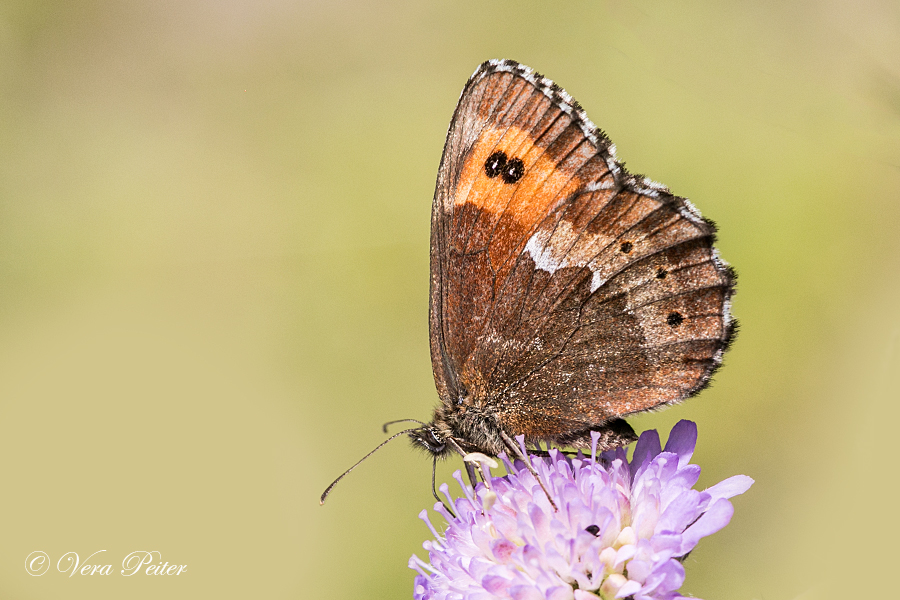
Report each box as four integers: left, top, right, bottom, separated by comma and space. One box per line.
485, 187, 735, 446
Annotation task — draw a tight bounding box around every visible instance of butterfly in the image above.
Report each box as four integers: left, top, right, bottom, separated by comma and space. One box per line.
321, 59, 735, 506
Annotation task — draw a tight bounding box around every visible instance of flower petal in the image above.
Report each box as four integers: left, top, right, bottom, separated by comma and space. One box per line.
616, 579, 643, 598
510, 584, 544, 600
656, 489, 704, 534
641, 558, 685, 595
680, 498, 735, 554
630, 430, 662, 478
703, 474, 754, 502
546, 586, 575, 600
663, 420, 698, 467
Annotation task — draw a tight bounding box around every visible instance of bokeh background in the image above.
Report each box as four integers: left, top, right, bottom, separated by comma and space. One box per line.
2, 1, 898, 599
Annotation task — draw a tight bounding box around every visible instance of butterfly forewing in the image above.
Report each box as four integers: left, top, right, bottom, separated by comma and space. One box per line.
429, 60, 735, 451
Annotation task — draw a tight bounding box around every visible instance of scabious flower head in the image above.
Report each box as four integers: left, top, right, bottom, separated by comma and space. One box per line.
409, 420, 752, 600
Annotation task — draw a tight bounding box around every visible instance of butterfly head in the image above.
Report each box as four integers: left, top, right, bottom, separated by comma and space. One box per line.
408, 425, 451, 457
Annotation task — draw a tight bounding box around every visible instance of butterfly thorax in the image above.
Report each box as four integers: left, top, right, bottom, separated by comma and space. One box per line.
408, 400, 507, 458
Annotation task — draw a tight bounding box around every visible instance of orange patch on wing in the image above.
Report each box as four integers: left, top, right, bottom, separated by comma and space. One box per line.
451, 124, 605, 284
453, 125, 586, 221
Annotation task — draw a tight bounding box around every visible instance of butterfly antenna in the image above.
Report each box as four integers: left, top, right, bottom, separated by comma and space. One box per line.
382, 418, 427, 433
320, 428, 419, 505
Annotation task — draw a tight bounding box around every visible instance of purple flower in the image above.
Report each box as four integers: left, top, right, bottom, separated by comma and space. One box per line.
409, 420, 752, 600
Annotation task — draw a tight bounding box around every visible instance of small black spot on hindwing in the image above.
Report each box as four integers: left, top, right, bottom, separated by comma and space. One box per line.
656, 268, 668, 279
667, 311, 684, 327
502, 157, 525, 184
484, 151, 507, 178
620, 241, 633, 254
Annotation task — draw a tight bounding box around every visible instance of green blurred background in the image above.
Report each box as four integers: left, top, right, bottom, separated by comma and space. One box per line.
1, 1, 898, 599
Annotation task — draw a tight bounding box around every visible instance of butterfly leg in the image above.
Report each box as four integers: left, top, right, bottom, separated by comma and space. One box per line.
499, 430, 559, 512
431, 456, 457, 518
464, 460, 479, 487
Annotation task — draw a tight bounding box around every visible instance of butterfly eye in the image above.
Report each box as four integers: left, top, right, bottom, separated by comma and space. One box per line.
426, 429, 445, 450
501, 157, 525, 184
484, 151, 508, 178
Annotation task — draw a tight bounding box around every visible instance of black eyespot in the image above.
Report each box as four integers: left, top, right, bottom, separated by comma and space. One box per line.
656, 268, 668, 279
484, 151, 507, 178
501, 157, 525, 184
620, 241, 633, 254
585, 524, 600, 536
667, 311, 684, 327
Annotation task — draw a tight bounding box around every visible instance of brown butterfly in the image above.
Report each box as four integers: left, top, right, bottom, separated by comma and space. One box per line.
321, 59, 735, 506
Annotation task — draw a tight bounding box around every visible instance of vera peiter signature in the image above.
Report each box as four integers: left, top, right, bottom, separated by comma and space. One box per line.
25, 550, 187, 577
